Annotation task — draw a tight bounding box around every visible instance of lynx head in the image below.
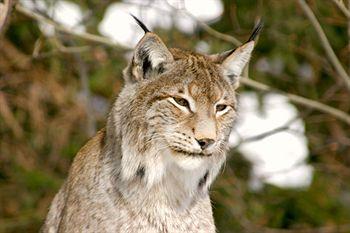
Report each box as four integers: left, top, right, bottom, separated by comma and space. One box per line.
110, 16, 262, 187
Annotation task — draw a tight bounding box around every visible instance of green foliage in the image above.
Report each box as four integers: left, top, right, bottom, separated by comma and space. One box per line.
1, 0, 350, 232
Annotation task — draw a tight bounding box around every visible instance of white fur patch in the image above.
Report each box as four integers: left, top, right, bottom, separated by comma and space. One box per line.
170, 153, 205, 170
121, 136, 167, 188
144, 147, 167, 188
222, 41, 254, 77
149, 49, 168, 68
120, 138, 141, 180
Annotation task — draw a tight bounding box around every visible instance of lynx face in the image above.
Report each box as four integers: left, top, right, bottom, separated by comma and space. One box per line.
117, 19, 261, 178
144, 54, 237, 161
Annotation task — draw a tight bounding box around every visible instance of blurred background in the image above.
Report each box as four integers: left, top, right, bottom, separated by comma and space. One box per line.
0, 0, 350, 232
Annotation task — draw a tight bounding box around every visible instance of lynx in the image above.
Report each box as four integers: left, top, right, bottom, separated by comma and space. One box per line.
42, 16, 262, 233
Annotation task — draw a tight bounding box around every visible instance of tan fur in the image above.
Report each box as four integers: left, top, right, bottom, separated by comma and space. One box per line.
42, 26, 258, 232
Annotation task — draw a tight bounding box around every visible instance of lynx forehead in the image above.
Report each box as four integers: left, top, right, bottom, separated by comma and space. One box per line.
42, 15, 262, 233
168, 52, 234, 102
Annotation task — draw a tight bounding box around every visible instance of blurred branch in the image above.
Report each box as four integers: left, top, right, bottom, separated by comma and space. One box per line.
50, 38, 91, 54
181, 10, 242, 46
297, 0, 350, 92
232, 116, 300, 150
331, 0, 350, 18
0, 91, 24, 138
13, 3, 350, 126
163, 0, 242, 46
241, 77, 350, 126
0, 0, 15, 35
126, 0, 242, 46
314, 162, 350, 177
232, 117, 298, 149
30, 38, 91, 60
15, 4, 129, 49
238, 126, 290, 144
262, 224, 350, 233
153, 1, 350, 124
74, 52, 97, 137
0, 38, 31, 69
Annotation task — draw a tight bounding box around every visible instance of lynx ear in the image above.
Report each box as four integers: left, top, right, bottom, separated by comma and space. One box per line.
220, 41, 255, 78
124, 15, 173, 83
209, 21, 263, 88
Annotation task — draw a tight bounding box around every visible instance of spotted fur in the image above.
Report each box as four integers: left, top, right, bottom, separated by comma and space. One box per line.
42, 19, 261, 233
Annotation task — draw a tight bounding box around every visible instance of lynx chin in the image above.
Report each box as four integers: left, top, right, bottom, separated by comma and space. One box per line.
42, 16, 262, 233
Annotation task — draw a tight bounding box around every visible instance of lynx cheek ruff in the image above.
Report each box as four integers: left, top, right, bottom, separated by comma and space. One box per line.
42, 15, 262, 233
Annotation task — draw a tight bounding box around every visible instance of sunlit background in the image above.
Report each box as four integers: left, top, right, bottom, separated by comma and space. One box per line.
1, 0, 350, 232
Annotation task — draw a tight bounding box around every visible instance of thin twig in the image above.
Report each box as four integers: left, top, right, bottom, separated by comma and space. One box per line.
59, 28, 97, 137
51, 37, 91, 54
184, 10, 242, 46
232, 116, 299, 149
331, 0, 350, 18
15, 4, 129, 49
13, 4, 350, 126
297, 0, 350, 91
233, 126, 290, 148
75, 53, 96, 137
125, 0, 242, 46
241, 77, 350, 125
0, 0, 15, 35
0, 91, 24, 138
163, 0, 242, 46
162, 1, 350, 125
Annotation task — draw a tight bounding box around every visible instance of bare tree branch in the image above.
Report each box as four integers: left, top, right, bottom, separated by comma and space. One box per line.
232, 126, 291, 149
331, 0, 350, 18
163, 0, 242, 46
74, 52, 96, 137
164, 1, 350, 125
297, 0, 350, 91
15, 4, 129, 49
241, 77, 350, 126
125, 0, 242, 46
13, 4, 350, 126
181, 10, 242, 46
242, 125, 290, 142
231, 116, 301, 150
0, 91, 24, 138
0, 0, 15, 35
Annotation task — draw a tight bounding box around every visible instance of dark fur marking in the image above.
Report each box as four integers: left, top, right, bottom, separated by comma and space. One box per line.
138, 49, 165, 77
156, 63, 165, 74
142, 55, 152, 76
99, 128, 106, 148
198, 171, 209, 188
136, 166, 145, 178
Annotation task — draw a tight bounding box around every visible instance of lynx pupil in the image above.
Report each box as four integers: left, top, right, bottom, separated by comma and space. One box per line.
174, 97, 190, 108
216, 104, 227, 112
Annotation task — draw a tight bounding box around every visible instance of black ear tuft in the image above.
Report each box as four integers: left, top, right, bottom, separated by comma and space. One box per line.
130, 14, 150, 33
247, 19, 263, 42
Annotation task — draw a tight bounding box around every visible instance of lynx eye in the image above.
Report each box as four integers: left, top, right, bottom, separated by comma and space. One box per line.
216, 104, 227, 112
173, 97, 190, 108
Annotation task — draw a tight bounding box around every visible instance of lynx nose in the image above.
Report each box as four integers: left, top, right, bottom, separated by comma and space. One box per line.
196, 138, 215, 150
